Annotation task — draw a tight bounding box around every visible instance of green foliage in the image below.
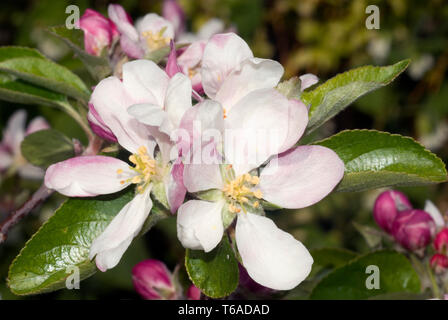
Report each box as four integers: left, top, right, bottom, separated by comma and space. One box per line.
302, 60, 410, 134
47, 26, 111, 81
0, 57, 90, 102
20, 129, 75, 168
8, 189, 134, 295
185, 237, 239, 298
315, 129, 447, 192
310, 251, 421, 299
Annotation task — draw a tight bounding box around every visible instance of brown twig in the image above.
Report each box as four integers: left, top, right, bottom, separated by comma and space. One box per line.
0, 184, 53, 243
0, 134, 104, 244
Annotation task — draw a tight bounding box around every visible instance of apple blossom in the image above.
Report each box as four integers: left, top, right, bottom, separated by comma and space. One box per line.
78, 9, 119, 56
162, 0, 185, 37
434, 228, 448, 254
108, 4, 174, 59
0, 110, 49, 180
176, 98, 344, 290
424, 200, 445, 229
45, 59, 191, 271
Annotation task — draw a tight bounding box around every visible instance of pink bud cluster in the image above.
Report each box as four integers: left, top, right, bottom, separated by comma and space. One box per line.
373, 190, 436, 253
132, 259, 200, 300
431, 228, 448, 274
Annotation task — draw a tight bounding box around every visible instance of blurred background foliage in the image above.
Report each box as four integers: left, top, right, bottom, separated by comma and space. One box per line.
0, 0, 447, 299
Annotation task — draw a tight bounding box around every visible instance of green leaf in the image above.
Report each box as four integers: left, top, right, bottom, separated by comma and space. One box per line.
0, 57, 90, 101
302, 60, 410, 134
0, 72, 68, 108
309, 250, 421, 300
314, 129, 447, 192
7, 189, 134, 295
20, 129, 75, 168
0, 46, 46, 62
353, 222, 383, 248
311, 248, 358, 269
48, 26, 111, 81
185, 237, 239, 298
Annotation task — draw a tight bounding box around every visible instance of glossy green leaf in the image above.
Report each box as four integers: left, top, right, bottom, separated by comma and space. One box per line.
7, 189, 135, 295
0, 72, 68, 108
314, 130, 447, 192
20, 129, 75, 168
0, 46, 46, 62
185, 237, 239, 298
302, 60, 410, 134
310, 250, 421, 300
0, 57, 90, 101
48, 26, 111, 81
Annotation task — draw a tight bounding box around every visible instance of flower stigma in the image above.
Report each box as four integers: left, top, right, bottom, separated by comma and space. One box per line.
141, 27, 170, 51
117, 146, 157, 193
222, 169, 262, 214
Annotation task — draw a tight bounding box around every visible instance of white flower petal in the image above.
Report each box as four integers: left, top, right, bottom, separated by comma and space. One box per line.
299, 73, 319, 91
201, 33, 253, 99
215, 58, 284, 112
3, 110, 26, 154
45, 156, 134, 197
177, 200, 224, 252
424, 200, 445, 228
259, 145, 344, 209
165, 73, 192, 129
236, 212, 313, 290
90, 188, 153, 271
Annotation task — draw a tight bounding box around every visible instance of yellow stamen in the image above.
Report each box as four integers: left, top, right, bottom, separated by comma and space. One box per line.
222, 173, 263, 213
119, 146, 157, 193
116, 169, 123, 175
141, 28, 170, 51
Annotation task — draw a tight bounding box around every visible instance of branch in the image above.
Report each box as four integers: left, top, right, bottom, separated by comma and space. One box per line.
0, 184, 53, 244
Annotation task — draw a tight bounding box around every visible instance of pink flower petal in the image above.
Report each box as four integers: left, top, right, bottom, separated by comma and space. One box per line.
259, 145, 345, 209
201, 33, 253, 99
45, 156, 134, 197
165, 158, 187, 213
25, 117, 50, 136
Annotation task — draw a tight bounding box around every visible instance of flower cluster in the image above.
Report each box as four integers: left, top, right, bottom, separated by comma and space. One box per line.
44, 2, 345, 292
373, 190, 446, 256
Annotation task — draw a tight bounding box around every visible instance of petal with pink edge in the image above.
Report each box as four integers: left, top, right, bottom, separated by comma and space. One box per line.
299, 73, 319, 91
90, 188, 153, 271
3, 110, 26, 154
201, 33, 253, 99
45, 156, 134, 197
259, 145, 345, 209
236, 212, 313, 290
90, 76, 155, 154
215, 58, 284, 112
165, 158, 187, 213
177, 199, 224, 252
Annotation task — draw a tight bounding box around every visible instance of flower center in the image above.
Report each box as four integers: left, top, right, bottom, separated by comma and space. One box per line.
141, 28, 170, 51
222, 171, 262, 213
118, 146, 156, 193
187, 68, 197, 79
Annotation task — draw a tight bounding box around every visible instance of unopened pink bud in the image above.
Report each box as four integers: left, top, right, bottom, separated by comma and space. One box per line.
392, 209, 436, 252
434, 228, 448, 254
373, 190, 412, 233
430, 253, 448, 274
165, 40, 182, 78
78, 9, 118, 56
187, 285, 201, 300
132, 259, 177, 300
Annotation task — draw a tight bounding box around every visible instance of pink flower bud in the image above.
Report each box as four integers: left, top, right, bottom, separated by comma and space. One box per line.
78, 9, 119, 56
87, 103, 118, 142
373, 190, 412, 233
163, 0, 185, 36
434, 228, 448, 254
430, 253, 448, 274
186, 285, 201, 300
132, 259, 178, 300
165, 40, 182, 78
391, 209, 436, 252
